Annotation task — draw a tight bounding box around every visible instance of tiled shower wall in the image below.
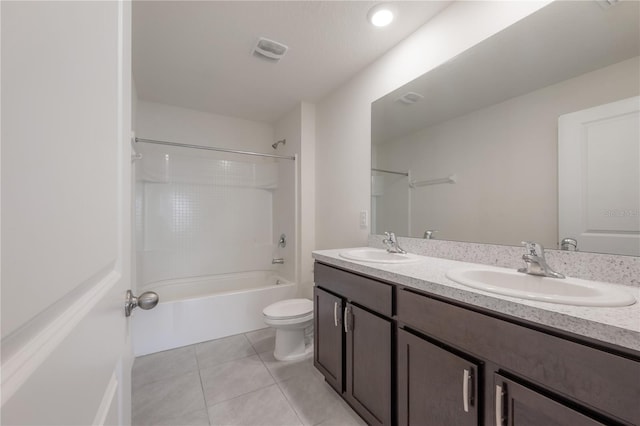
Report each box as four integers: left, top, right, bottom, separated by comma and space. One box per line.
135, 144, 292, 288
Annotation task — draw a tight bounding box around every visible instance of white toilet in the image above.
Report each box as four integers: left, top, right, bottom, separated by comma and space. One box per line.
263, 298, 314, 361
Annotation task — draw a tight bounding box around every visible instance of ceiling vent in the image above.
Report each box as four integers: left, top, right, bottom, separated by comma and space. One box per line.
253, 37, 288, 62
396, 92, 424, 105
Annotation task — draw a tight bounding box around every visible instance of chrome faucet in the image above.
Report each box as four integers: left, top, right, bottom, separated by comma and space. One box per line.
517, 241, 565, 279
383, 232, 406, 254
423, 230, 437, 239
560, 238, 578, 251
272, 258, 284, 264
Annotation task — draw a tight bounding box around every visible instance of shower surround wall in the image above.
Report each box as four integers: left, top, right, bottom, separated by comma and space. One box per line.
134, 100, 294, 287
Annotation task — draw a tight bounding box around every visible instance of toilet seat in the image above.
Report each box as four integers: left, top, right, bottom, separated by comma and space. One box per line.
263, 298, 313, 320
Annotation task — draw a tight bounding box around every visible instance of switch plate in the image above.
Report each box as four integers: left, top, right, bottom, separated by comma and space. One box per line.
359, 210, 368, 229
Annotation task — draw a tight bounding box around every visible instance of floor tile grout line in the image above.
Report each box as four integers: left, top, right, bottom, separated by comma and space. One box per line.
198, 344, 277, 410
241, 332, 258, 353
205, 382, 278, 411
244, 329, 275, 354
197, 352, 258, 371
194, 347, 212, 426
131, 366, 202, 392
132, 345, 200, 389
274, 379, 307, 426
256, 345, 280, 383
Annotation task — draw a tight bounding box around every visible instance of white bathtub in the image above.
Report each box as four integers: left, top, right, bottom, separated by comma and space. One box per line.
132, 271, 297, 356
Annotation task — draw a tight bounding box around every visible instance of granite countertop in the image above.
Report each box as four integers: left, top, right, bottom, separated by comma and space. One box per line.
312, 248, 640, 353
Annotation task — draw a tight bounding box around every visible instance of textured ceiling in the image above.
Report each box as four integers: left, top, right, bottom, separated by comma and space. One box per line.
132, 1, 452, 123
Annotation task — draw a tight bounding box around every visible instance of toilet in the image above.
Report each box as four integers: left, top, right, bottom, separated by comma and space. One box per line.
263, 298, 314, 361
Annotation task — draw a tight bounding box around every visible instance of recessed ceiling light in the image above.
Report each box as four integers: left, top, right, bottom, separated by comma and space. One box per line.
367, 3, 396, 27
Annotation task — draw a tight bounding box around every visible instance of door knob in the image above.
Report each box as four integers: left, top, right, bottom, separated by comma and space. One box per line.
125, 290, 159, 317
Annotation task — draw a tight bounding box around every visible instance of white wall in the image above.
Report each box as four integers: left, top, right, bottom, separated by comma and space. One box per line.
273, 105, 301, 285
315, 1, 551, 249
299, 103, 316, 298
136, 101, 273, 152
375, 57, 640, 248
274, 102, 316, 299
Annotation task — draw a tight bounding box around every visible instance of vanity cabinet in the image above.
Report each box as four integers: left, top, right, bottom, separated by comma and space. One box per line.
314, 261, 640, 426
314, 263, 393, 426
494, 374, 606, 426
314, 287, 343, 392
397, 287, 640, 426
397, 329, 479, 426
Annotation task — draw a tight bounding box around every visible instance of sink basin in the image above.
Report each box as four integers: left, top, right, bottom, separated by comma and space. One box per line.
446, 268, 636, 307
339, 248, 422, 264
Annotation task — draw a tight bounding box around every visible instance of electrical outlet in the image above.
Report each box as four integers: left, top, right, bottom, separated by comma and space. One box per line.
359, 210, 368, 229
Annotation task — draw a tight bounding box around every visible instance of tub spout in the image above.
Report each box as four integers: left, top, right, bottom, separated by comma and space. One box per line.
272, 258, 284, 264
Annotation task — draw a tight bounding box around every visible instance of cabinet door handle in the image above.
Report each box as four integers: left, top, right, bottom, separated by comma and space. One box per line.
333, 301, 339, 327
495, 384, 504, 426
343, 305, 349, 333
463, 368, 471, 412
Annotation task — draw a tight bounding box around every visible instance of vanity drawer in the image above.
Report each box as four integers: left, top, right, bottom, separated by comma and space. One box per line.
397, 288, 640, 425
314, 262, 392, 316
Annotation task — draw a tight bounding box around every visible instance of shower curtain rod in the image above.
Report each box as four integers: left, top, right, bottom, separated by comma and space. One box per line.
134, 137, 296, 160
371, 168, 409, 176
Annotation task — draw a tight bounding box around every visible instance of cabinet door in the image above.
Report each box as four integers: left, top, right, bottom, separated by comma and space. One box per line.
398, 329, 479, 426
314, 287, 344, 392
494, 374, 607, 426
345, 303, 392, 426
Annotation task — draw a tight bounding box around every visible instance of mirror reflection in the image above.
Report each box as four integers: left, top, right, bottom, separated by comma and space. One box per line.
371, 1, 639, 256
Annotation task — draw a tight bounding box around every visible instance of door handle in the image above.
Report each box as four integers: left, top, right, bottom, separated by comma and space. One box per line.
343, 305, 350, 333
333, 301, 339, 327
125, 290, 159, 317
495, 384, 504, 426
463, 368, 473, 412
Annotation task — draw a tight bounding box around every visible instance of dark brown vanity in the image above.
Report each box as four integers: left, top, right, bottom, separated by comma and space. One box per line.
313, 261, 640, 426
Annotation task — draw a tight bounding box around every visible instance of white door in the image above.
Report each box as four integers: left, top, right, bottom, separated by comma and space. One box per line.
1, 1, 133, 424
558, 96, 640, 256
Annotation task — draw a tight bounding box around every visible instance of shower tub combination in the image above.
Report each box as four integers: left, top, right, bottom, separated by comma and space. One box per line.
132, 270, 297, 356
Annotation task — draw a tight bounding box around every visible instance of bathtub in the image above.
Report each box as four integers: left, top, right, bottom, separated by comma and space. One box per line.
132, 270, 297, 356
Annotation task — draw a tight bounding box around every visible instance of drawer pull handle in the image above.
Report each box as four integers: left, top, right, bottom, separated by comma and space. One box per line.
463, 368, 471, 412
333, 301, 339, 327
495, 384, 504, 426
344, 305, 349, 333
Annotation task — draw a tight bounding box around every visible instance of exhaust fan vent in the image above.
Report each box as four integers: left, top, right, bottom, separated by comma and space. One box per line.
253, 37, 288, 62
396, 92, 424, 105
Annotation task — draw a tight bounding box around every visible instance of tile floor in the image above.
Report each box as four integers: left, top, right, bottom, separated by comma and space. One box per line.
132, 328, 366, 426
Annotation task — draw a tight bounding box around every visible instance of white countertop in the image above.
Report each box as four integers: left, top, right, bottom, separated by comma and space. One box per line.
312, 248, 640, 353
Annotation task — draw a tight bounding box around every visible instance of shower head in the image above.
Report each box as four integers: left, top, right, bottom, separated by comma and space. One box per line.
272, 139, 286, 150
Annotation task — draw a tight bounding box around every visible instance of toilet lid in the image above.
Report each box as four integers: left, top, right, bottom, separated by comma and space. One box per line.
263, 298, 313, 319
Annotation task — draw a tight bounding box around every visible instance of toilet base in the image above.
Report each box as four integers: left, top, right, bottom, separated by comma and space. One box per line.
273, 328, 313, 361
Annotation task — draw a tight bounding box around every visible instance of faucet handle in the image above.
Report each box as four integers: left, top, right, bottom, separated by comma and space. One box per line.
521, 241, 544, 257
423, 230, 438, 239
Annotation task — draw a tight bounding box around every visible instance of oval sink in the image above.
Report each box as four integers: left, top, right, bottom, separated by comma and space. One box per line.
446, 268, 636, 307
339, 248, 422, 264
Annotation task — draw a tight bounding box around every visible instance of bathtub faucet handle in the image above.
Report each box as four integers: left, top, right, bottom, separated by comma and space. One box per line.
272, 258, 285, 264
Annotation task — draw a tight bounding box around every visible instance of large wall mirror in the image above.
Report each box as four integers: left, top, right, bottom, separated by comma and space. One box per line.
371, 0, 639, 256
